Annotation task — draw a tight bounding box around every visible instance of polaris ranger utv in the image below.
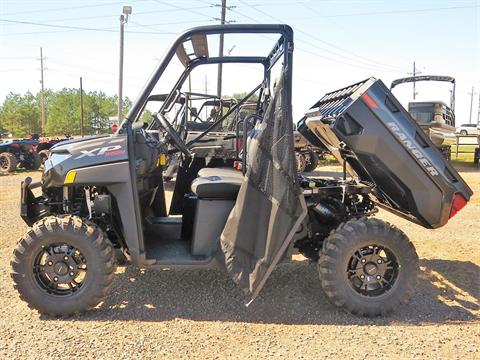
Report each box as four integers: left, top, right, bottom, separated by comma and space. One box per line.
11, 25, 472, 317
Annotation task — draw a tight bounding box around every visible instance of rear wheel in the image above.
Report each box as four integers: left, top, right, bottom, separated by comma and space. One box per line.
319, 218, 418, 316
22, 153, 42, 170
0, 152, 18, 173
460, 130, 468, 135
304, 150, 319, 172
11, 216, 116, 316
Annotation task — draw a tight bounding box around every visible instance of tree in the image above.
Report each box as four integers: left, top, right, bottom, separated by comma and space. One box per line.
46, 90, 124, 135
46, 89, 80, 135
0, 89, 135, 137
0, 92, 40, 137
230, 92, 259, 103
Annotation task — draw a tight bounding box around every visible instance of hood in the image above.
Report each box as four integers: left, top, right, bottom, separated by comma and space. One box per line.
49, 134, 108, 152
298, 77, 472, 229
43, 134, 128, 188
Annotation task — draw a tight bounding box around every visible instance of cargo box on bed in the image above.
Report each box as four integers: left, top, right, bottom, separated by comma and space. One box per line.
297, 77, 473, 228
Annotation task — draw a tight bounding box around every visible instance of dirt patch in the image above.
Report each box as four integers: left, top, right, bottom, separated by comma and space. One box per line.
0, 168, 479, 359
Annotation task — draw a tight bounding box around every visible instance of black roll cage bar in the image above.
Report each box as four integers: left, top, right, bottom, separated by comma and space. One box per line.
390, 75, 456, 112
123, 24, 294, 146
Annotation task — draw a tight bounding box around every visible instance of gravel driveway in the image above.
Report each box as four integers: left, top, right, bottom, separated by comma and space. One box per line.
0, 169, 478, 359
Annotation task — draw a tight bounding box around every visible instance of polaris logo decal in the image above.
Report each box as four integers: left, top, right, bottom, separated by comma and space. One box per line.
75, 145, 124, 159
386, 122, 439, 176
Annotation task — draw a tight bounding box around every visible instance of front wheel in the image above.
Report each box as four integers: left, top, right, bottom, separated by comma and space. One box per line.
319, 218, 418, 316
11, 216, 116, 316
0, 152, 18, 173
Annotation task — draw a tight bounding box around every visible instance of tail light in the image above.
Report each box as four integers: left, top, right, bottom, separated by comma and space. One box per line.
449, 193, 468, 219
236, 138, 243, 150
361, 92, 379, 109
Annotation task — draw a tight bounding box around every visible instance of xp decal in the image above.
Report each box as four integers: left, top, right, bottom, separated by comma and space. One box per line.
75, 145, 123, 159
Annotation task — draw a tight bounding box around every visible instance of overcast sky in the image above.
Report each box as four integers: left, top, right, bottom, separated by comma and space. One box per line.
1, 0, 479, 123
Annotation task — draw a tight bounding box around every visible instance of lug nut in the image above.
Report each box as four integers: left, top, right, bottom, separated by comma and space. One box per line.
377, 259, 382, 264
376, 275, 381, 280
69, 266, 74, 270
360, 274, 365, 279
53, 277, 58, 282
69, 272, 74, 276
47, 261, 53, 266
64, 256, 69, 261
361, 259, 366, 263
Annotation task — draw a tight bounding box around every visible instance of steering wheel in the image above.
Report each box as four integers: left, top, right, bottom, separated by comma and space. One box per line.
156, 113, 191, 157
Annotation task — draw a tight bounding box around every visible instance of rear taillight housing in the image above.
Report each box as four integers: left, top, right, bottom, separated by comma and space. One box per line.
449, 193, 468, 219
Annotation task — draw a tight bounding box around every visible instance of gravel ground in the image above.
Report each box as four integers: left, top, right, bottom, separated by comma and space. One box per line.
0, 168, 479, 359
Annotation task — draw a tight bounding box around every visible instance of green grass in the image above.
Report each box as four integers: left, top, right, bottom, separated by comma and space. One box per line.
452, 145, 477, 153
451, 152, 478, 168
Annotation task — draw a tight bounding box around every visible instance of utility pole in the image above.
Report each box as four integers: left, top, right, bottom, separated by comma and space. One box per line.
477, 92, 480, 125
38, 47, 46, 135
216, 0, 227, 98
408, 61, 421, 100
204, 75, 209, 118
118, 6, 132, 123
468, 86, 477, 124
79, 77, 84, 137
204, 75, 209, 94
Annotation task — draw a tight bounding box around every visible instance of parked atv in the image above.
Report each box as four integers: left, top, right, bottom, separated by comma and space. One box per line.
0, 138, 41, 173
12, 25, 472, 319
35, 134, 72, 164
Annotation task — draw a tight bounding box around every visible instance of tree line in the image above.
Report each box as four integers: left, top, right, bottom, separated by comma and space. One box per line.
0, 89, 256, 139
0, 89, 132, 138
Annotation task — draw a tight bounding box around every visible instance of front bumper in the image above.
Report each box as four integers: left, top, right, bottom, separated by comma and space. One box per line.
20, 177, 46, 226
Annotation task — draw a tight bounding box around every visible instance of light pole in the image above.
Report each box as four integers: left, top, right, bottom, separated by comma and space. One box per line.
118, 5, 132, 123
468, 86, 477, 124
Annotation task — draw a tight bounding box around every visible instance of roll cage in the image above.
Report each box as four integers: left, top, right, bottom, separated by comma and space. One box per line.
122, 24, 294, 146
390, 75, 456, 112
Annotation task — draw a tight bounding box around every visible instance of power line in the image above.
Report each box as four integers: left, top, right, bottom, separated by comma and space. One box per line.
129, 19, 212, 32
231, 6, 406, 74
236, 0, 408, 72
150, 0, 218, 21
0, 68, 37, 72
302, 4, 480, 18
0, 18, 178, 35
293, 36, 406, 73
1, 0, 148, 16
1, 5, 216, 26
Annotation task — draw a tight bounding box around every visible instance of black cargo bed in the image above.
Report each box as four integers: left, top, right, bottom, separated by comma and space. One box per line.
298, 77, 472, 228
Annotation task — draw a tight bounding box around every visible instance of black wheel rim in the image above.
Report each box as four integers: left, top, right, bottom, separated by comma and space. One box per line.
33, 243, 87, 296
0, 156, 7, 169
347, 245, 399, 297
